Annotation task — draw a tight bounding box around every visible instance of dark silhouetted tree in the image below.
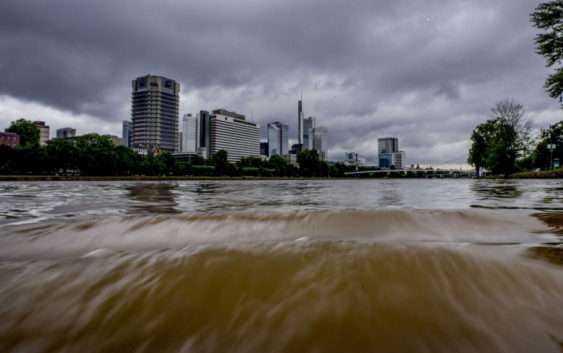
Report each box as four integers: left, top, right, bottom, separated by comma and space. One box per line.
531, 1, 563, 103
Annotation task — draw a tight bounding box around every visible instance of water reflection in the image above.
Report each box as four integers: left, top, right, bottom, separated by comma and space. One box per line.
127, 183, 179, 214
378, 181, 403, 207
471, 180, 523, 200
533, 212, 563, 236
526, 246, 563, 267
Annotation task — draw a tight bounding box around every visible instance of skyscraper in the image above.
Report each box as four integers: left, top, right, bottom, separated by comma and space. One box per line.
378, 137, 399, 154
196, 110, 213, 159
267, 121, 289, 157
312, 126, 328, 161
122, 121, 132, 147
182, 114, 197, 153
378, 137, 405, 169
303, 116, 316, 150
297, 100, 304, 145
131, 74, 180, 153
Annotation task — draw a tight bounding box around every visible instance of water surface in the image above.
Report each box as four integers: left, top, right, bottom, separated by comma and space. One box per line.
0, 179, 562, 352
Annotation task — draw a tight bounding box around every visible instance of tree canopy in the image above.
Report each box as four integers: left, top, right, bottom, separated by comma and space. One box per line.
533, 121, 563, 169
5, 119, 40, 148
468, 100, 530, 176
531, 0, 563, 103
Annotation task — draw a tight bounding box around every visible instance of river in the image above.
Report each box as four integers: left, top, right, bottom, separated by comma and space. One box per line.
0, 179, 562, 352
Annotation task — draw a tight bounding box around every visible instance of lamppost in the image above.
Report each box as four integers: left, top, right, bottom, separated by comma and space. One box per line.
547, 143, 556, 169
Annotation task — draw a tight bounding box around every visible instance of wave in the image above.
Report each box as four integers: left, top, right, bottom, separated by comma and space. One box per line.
1, 243, 563, 352
0, 209, 558, 259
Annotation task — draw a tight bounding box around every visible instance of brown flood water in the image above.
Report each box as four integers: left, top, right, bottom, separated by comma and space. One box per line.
0, 179, 562, 352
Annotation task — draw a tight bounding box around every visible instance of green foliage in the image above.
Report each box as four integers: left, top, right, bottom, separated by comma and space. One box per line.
297, 150, 325, 177
74, 134, 117, 175
238, 156, 264, 168
265, 155, 291, 176
531, 1, 563, 102
468, 100, 530, 176
46, 138, 79, 174
211, 150, 230, 175
240, 167, 260, 176
191, 165, 216, 176
532, 121, 563, 169
5, 119, 40, 148
0, 134, 347, 178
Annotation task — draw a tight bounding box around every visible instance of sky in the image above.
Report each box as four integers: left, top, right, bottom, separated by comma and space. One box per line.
0, 0, 561, 166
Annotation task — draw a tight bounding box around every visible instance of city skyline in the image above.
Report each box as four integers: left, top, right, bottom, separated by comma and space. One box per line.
0, 0, 561, 166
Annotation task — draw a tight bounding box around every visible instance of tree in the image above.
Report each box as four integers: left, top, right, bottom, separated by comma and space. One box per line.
114, 145, 142, 175
142, 155, 166, 176
46, 138, 79, 174
531, 1, 563, 103
158, 152, 177, 175
491, 100, 530, 139
267, 155, 290, 176
297, 149, 323, 177
533, 121, 563, 169
74, 134, 117, 175
485, 119, 520, 175
5, 119, 40, 148
467, 100, 530, 176
468, 124, 489, 176
211, 150, 230, 175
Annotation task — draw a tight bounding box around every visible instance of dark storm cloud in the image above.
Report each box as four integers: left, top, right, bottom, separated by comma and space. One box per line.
0, 0, 560, 164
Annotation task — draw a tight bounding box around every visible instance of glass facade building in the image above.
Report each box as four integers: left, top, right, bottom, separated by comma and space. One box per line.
182, 114, 197, 153
378, 137, 399, 154
122, 121, 132, 147
312, 126, 328, 161
56, 127, 76, 139
297, 100, 304, 145
131, 75, 180, 153
267, 121, 289, 157
378, 137, 405, 169
303, 117, 316, 150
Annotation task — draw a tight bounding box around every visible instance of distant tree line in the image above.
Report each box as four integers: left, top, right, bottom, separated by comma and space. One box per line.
1, 119, 367, 177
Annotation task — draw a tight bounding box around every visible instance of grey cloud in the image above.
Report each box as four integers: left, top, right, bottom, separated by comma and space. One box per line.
0, 0, 560, 164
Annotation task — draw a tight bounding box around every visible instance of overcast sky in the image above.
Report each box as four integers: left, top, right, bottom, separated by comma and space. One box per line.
0, 0, 560, 165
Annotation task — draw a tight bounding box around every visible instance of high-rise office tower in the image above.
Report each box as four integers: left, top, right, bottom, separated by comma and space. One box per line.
196, 110, 212, 159
297, 100, 304, 145
378, 137, 405, 169
56, 127, 76, 139
131, 74, 180, 153
122, 121, 132, 147
182, 114, 197, 153
303, 116, 316, 150
177, 132, 183, 152
198, 109, 260, 163
312, 126, 328, 161
378, 137, 399, 154
33, 121, 50, 146
267, 121, 289, 157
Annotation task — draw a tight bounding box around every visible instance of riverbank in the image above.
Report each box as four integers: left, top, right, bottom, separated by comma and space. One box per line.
510, 168, 563, 179
0, 175, 339, 181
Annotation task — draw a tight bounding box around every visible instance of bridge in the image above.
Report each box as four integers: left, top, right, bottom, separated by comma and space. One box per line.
344, 169, 473, 178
